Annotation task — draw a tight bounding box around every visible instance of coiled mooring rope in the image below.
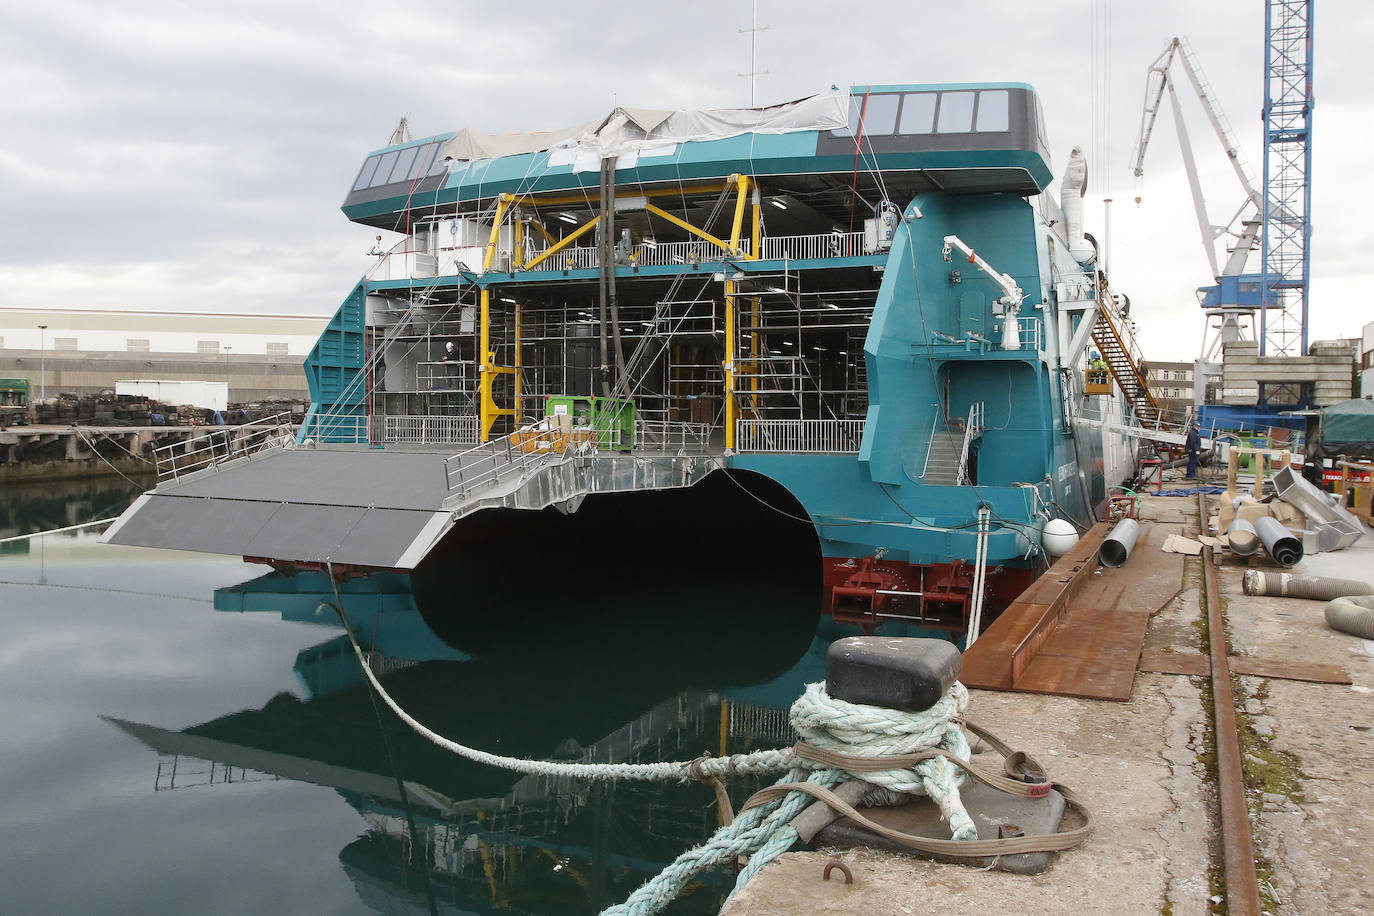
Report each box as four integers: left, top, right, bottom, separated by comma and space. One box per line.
322, 566, 1091, 915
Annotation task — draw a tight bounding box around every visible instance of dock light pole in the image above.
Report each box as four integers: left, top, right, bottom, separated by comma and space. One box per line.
36, 324, 47, 401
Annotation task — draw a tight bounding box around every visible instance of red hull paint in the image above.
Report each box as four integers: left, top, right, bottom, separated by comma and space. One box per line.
823, 555, 1038, 636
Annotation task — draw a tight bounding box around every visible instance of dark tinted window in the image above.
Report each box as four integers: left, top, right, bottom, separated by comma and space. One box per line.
976, 90, 1010, 132
937, 92, 975, 133
352, 156, 381, 190
860, 94, 899, 135
410, 143, 437, 179
368, 150, 400, 188
429, 146, 451, 176
898, 93, 937, 134
389, 146, 419, 183
831, 93, 899, 137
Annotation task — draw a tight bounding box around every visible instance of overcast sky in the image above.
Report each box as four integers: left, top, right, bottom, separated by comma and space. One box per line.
1, 0, 1367, 362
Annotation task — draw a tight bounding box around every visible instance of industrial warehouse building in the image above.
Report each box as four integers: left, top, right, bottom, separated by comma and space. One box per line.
0, 306, 329, 404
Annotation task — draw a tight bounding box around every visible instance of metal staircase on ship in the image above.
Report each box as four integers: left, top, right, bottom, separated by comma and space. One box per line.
1088, 277, 1164, 429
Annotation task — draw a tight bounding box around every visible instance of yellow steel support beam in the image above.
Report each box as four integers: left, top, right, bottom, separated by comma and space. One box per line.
728, 175, 751, 255
479, 196, 515, 440
751, 185, 761, 260
725, 277, 737, 449
482, 195, 513, 272
509, 183, 730, 210
643, 202, 737, 257
526, 218, 558, 247
521, 215, 600, 272
513, 212, 525, 268
720, 176, 754, 443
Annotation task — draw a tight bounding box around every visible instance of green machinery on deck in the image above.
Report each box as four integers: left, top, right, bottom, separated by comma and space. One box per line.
544, 396, 635, 450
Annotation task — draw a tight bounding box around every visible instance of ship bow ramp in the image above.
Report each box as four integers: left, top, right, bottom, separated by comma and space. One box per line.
101, 445, 726, 571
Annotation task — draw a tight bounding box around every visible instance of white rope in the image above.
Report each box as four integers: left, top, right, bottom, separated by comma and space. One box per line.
605, 681, 976, 915
791, 680, 976, 839
322, 584, 793, 782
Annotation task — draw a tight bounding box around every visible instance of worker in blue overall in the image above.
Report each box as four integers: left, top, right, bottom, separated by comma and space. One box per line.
1185, 422, 1202, 479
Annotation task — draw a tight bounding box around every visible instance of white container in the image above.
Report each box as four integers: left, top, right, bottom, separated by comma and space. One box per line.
115, 380, 229, 411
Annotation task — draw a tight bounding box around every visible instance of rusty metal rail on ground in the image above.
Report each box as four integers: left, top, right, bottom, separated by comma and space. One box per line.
1199, 493, 1262, 915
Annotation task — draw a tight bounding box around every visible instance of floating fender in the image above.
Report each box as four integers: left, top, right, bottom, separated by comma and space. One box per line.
1253, 516, 1303, 568
1041, 517, 1079, 557
1099, 518, 1140, 568
1325, 595, 1374, 640
1243, 570, 1374, 600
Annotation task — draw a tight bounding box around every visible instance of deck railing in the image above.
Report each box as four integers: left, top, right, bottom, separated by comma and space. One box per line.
735, 419, 865, 453
384, 415, 479, 445
374, 228, 883, 283
154, 413, 294, 483
618, 419, 715, 453
761, 231, 866, 261
298, 412, 369, 445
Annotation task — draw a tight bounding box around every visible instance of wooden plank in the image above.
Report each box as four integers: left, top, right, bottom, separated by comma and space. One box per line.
1229, 656, 1352, 685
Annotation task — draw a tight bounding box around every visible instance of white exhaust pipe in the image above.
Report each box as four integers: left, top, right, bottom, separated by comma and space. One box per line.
1061, 146, 1096, 265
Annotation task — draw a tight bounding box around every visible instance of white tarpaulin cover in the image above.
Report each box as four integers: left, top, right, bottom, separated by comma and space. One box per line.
440, 88, 848, 163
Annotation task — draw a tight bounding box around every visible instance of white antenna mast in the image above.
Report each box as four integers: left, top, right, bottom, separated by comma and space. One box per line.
738, 0, 769, 106
388, 116, 412, 146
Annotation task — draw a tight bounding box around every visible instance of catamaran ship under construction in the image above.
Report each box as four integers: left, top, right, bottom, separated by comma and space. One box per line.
104, 82, 1163, 635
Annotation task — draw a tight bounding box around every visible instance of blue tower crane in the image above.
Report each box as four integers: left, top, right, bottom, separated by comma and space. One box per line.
1260, 0, 1314, 357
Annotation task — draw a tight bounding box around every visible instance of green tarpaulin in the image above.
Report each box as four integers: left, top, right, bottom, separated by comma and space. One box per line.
1309, 398, 1374, 461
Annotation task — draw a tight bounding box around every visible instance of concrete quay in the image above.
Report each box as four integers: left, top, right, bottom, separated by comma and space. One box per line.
725, 489, 1374, 915
0, 423, 223, 482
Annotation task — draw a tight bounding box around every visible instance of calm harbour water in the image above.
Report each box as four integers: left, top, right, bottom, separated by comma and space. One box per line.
0, 474, 838, 915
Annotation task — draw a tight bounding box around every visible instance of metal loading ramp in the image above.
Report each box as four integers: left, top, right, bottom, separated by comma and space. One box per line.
961, 520, 1186, 701
101, 442, 723, 570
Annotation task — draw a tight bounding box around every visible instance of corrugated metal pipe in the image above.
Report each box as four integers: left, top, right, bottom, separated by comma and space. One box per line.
1243, 570, 1374, 600
1325, 595, 1374, 640
1099, 518, 1140, 568
1226, 519, 1260, 557
1253, 516, 1303, 568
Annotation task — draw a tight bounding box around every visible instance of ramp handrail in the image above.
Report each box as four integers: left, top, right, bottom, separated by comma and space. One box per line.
154, 413, 295, 483
443, 420, 588, 499
919, 407, 941, 479
957, 401, 985, 486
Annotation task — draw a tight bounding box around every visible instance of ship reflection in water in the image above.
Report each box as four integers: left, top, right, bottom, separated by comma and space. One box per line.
104, 487, 839, 914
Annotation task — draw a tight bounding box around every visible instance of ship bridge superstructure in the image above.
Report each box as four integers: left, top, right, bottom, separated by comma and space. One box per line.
105, 82, 1145, 632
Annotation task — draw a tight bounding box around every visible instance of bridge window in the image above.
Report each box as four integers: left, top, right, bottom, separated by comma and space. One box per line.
389, 146, 420, 184
937, 91, 976, 133
975, 90, 1010, 132
367, 150, 400, 188
409, 143, 437, 180
266, 342, 290, 357
352, 155, 382, 191
898, 92, 937, 134
197, 340, 220, 354
428, 145, 451, 176
831, 92, 900, 137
